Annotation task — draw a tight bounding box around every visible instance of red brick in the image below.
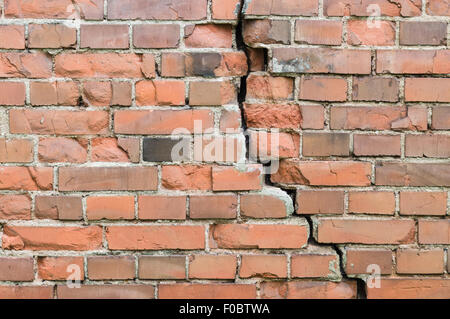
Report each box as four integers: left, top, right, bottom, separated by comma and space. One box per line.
55, 53, 155, 78
302, 133, 350, 156
348, 191, 395, 215
0, 167, 53, 191
261, 281, 356, 299
5, 0, 104, 19
419, 220, 450, 244
10, 109, 109, 135
0, 286, 53, 299
376, 162, 450, 186
244, 20, 290, 45
324, 0, 421, 17
133, 25, 180, 48
91, 138, 131, 162
296, 191, 344, 214
245, 0, 319, 16
138, 196, 186, 220
106, 226, 205, 250
29, 24, 76, 48
240, 255, 287, 278
299, 77, 347, 101
377, 50, 450, 74
0, 52, 52, 78
38, 138, 87, 163
185, 24, 232, 48
291, 254, 339, 278
244, 103, 301, 129
0, 195, 31, 220
38, 256, 84, 280
405, 78, 450, 102
405, 134, 450, 158
432, 107, 450, 129
0, 138, 33, 163
189, 80, 236, 105
189, 255, 237, 279
317, 218, 415, 244
0, 257, 34, 281
249, 131, 299, 160
210, 224, 308, 249
345, 249, 392, 275
57, 285, 155, 299
247, 75, 294, 100
107, 0, 207, 20
427, 0, 450, 15
400, 21, 447, 45
190, 195, 237, 219
0, 82, 25, 105
136, 80, 185, 106
139, 256, 186, 279
353, 134, 401, 156
295, 20, 342, 45
88, 256, 135, 280
240, 194, 288, 218
212, 0, 240, 19
2, 226, 102, 251
212, 165, 262, 191
347, 20, 395, 45
272, 160, 371, 186
0, 25, 25, 49
59, 167, 157, 191
301, 105, 325, 129
162, 165, 212, 190
272, 48, 371, 74
80, 25, 128, 49
35, 196, 83, 220
30, 81, 80, 106
367, 279, 450, 299
352, 77, 399, 102
86, 196, 135, 220
396, 249, 444, 274
114, 109, 214, 134
159, 284, 256, 299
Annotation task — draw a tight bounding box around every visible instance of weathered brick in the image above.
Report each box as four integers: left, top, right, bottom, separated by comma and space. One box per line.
59, 167, 158, 191
405, 134, 450, 158
0, 195, 31, 220
302, 133, 350, 156
317, 219, 415, 244
0, 167, 53, 191
244, 0, 319, 16
30, 81, 79, 106
0, 52, 52, 78
272, 48, 371, 74
38, 256, 84, 280
400, 22, 447, 45
38, 138, 87, 163
345, 249, 392, 275
0, 138, 33, 163
2, 226, 102, 250
296, 191, 344, 214
272, 160, 371, 186
323, 0, 421, 17
397, 249, 444, 274
353, 134, 401, 156
244, 20, 290, 45
190, 195, 237, 219
377, 50, 450, 74
291, 254, 339, 278
247, 75, 294, 100
376, 162, 450, 186
88, 256, 135, 280
86, 196, 135, 220
367, 279, 450, 299
138, 196, 187, 220
260, 281, 356, 299
189, 255, 237, 279
348, 191, 395, 215
133, 25, 180, 48
29, 24, 76, 48
295, 20, 342, 45
210, 224, 308, 249
139, 256, 186, 279
106, 226, 205, 250
347, 20, 395, 45
212, 165, 262, 191
0, 25, 25, 49
240, 255, 287, 278
162, 165, 212, 190
244, 103, 301, 129
427, 0, 450, 15
212, 0, 240, 19
185, 24, 232, 48
91, 138, 131, 162
35, 196, 83, 220
0, 286, 53, 299
352, 77, 399, 102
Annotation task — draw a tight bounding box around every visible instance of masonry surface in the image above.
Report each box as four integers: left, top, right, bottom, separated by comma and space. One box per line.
0, 0, 449, 299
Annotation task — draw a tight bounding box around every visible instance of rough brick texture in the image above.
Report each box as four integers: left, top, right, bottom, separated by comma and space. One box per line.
0, 0, 448, 300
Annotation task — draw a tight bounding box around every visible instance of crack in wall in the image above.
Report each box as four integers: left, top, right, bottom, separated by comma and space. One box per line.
234, 2, 367, 299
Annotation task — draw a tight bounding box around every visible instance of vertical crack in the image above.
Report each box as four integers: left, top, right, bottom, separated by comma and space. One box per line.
235, 0, 366, 299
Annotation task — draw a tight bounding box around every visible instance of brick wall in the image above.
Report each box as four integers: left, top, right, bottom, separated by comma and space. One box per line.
0, 0, 448, 299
